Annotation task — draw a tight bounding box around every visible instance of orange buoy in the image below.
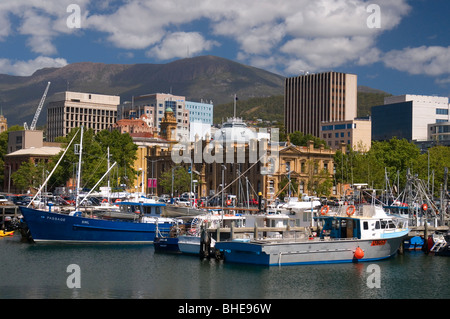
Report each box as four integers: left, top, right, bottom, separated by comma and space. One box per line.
354, 247, 364, 259
422, 203, 428, 211
320, 205, 329, 215
346, 205, 356, 216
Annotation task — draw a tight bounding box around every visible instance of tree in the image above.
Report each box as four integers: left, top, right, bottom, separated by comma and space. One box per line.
334, 138, 422, 191
159, 165, 198, 195
11, 160, 50, 193
95, 129, 138, 188
0, 125, 24, 188
416, 146, 450, 196
288, 131, 328, 148
278, 175, 299, 200
50, 128, 138, 191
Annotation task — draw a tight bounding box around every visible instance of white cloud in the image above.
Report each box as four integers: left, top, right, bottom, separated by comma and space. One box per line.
383, 46, 450, 76
0, 0, 419, 77
0, 0, 91, 54
147, 32, 219, 60
0, 56, 68, 76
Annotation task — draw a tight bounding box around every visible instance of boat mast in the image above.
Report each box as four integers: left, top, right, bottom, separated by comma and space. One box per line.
75, 126, 84, 209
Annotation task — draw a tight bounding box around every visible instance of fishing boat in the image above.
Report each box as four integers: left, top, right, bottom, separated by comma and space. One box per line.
19, 126, 182, 244
214, 203, 409, 266
19, 201, 182, 244
154, 211, 246, 255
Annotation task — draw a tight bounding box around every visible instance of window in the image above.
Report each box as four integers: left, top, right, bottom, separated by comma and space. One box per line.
436, 108, 449, 115
363, 221, 369, 230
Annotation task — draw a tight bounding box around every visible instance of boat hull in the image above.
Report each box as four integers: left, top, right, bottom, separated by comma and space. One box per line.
178, 235, 201, 254
215, 233, 408, 266
20, 206, 173, 244
154, 237, 180, 253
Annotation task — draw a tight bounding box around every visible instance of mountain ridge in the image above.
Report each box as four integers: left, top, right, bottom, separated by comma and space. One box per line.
0, 55, 388, 126
0, 55, 286, 126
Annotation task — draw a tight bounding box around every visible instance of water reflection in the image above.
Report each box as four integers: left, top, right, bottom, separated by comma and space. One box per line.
1, 235, 449, 299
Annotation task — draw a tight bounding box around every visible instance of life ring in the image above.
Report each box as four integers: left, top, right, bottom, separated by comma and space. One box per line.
115, 199, 121, 203
422, 203, 428, 211
320, 205, 329, 215
101, 199, 108, 203
346, 205, 356, 216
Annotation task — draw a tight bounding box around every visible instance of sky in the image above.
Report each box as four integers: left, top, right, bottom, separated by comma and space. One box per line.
0, 0, 449, 97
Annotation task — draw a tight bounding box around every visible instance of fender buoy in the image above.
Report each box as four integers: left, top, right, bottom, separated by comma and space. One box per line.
354, 247, 364, 259
320, 205, 329, 216
422, 203, 428, 211
226, 199, 232, 206
346, 205, 356, 216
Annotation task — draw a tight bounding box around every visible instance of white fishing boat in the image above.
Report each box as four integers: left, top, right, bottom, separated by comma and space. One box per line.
177, 212, 245, 254
215, 203, 409, 266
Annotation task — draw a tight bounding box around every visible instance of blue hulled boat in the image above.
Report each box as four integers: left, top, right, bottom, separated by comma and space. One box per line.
20, 201, 181, 244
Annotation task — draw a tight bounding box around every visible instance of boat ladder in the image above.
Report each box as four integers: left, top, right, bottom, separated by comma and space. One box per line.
430, 234, 447, 253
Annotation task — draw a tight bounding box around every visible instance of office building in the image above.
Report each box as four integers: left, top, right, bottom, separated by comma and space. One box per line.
372, 95, 450, 142
320, 118, 372, 151
120, 93, 190, 140
46, 91, 120, 141
185, 100, 214, 125
285, 71, 357, 137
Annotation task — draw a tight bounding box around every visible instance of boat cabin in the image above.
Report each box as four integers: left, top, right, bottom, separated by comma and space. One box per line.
316, 214, 401, 241
118, 202, 165, 217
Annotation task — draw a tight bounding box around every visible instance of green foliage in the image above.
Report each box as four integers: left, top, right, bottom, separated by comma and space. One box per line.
11, 161, 50, 193
0, 125, 25, 186
213, 95, 284, 124
278, 176, 299, 200
288, 131, 328, 148
50, 128, 137, 191
333, 138, 450, 196
158, 165, 198, 195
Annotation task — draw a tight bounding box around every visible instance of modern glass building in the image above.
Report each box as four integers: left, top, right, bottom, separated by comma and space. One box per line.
371, 95, 450, 142
372, 101, 413, 141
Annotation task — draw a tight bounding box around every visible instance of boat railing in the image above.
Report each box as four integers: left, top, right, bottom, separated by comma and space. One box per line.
248, 236, 359, 245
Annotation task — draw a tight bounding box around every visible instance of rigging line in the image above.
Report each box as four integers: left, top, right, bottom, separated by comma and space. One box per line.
80, 153, 108, 190
27, 129, 80, 208
207, 154, 269, 202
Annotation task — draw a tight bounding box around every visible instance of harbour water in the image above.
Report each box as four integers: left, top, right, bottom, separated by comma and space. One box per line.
1, 234, 449, 300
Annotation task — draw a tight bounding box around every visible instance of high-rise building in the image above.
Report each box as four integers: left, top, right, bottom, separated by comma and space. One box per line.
46, 91, 120, 141
284, 72, 357, 137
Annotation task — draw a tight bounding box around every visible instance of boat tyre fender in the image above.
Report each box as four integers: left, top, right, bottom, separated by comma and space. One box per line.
320, 205, 329, 215
346, 205, 356, 216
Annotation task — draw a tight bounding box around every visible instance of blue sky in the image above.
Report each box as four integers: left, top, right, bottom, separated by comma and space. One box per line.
0, 0, 449, 97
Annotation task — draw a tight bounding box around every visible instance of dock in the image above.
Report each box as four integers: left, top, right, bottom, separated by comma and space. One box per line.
0, 206, 20, 230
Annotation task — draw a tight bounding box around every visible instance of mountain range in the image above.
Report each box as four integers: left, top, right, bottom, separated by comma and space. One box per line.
0, 55, 388, 127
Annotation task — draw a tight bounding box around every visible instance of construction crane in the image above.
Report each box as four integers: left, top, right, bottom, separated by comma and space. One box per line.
24, 81, 51, 130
